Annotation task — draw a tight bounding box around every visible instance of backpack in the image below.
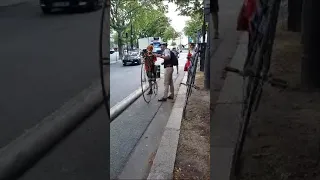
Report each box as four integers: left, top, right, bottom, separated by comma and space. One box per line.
170, 51, 178, 66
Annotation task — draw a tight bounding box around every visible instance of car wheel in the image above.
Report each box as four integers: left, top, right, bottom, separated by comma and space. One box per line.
137, 60, 141, 65
41, 7, 51, 14
123, 63, 126, 66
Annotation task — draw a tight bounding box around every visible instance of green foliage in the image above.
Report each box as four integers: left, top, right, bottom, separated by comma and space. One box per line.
162, 26, 180, 42
171, 42, 177, 46
131, 7, 171, 39
110, 0, 174, 55
169, 0, 203, 16
183, 13, 203, 41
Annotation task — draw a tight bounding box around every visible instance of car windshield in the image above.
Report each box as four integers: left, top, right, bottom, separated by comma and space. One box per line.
153, 42, 160, 48
130, 52, 139, 56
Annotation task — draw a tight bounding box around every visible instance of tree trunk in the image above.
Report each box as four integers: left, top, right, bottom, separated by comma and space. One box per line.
287, 0, 302, 32
117, 32, 123, 58
301, 0, 320, 89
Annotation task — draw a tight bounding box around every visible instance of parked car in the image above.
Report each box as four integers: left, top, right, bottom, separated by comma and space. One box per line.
122, 51, 141, 66
39, 0, 102, 14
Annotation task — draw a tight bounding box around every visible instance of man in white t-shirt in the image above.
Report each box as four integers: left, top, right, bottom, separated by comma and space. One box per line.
155, 42, 174, 101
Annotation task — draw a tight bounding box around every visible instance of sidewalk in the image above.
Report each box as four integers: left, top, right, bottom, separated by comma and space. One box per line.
147, 0, 245, 179
239, 21, 320, 180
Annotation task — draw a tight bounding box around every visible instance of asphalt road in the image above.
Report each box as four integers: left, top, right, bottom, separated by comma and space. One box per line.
19, 53, 187, 180
110, 62, 141, 107
0, 1, 189, 178
0, 1, 103, 148
110, 58, 167, 107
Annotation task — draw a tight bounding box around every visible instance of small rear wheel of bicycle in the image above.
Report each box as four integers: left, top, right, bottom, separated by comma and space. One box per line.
141, 63, 157, 103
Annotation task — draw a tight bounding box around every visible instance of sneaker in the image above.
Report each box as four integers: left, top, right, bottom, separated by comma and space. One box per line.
158, 97, 167, 102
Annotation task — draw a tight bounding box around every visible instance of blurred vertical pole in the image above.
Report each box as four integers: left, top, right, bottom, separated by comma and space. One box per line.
301, 0, 320, 88
200, 11, 206, 72
130, 22, 133, 50
204, 0, 210, 89
287, 0, 302, 32
211, 0, 219, 38
126, 32, 129, 53
106, 0, 110, 53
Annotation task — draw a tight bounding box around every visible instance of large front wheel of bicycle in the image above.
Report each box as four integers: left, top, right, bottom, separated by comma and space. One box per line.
98, 0, 110, 119
141, 63, 158, 103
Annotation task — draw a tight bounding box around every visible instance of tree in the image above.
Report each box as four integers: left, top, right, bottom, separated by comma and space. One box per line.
131, 7, 171, 39
163, 26, 179, 42
110, 0, 166, 57
169, 0, 203, 16
183, 13, 203, 42
171, 42, 177, 46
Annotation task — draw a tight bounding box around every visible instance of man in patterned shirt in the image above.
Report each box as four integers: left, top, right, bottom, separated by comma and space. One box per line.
143, 45, 157, 95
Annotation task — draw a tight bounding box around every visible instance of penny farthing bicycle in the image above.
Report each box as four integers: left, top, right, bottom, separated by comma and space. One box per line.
99, 0, 110, 119
141, 53, 158, 103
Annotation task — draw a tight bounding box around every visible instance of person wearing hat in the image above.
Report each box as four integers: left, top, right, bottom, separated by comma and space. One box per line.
155, 42, 174, 101
143, 45, 157, 95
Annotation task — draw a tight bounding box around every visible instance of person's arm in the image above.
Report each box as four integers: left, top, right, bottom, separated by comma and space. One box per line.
155, 53, 161, 57
161, 49, 171, 61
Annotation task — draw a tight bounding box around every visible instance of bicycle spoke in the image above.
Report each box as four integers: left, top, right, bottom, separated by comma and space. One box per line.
225, 0, 283, 176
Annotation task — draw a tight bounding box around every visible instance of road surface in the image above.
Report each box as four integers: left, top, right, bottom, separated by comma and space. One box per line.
0, 1, 103, 148
110, 62, 141, 107
0, 0, 177, 149
0, 2, 189, 178
20, 53, 188, 180
110, 57, 173, 107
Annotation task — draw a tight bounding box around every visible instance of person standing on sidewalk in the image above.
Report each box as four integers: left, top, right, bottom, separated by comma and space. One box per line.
156, 42, 174, 101
236, 0, 257, 67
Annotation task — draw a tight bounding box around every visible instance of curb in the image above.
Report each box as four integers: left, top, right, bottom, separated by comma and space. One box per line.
211, 32, 248, 180
0, 78, 105, 180
110, 78, 160, 121
117, 69, 185, 180
147, 72, 188, 180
